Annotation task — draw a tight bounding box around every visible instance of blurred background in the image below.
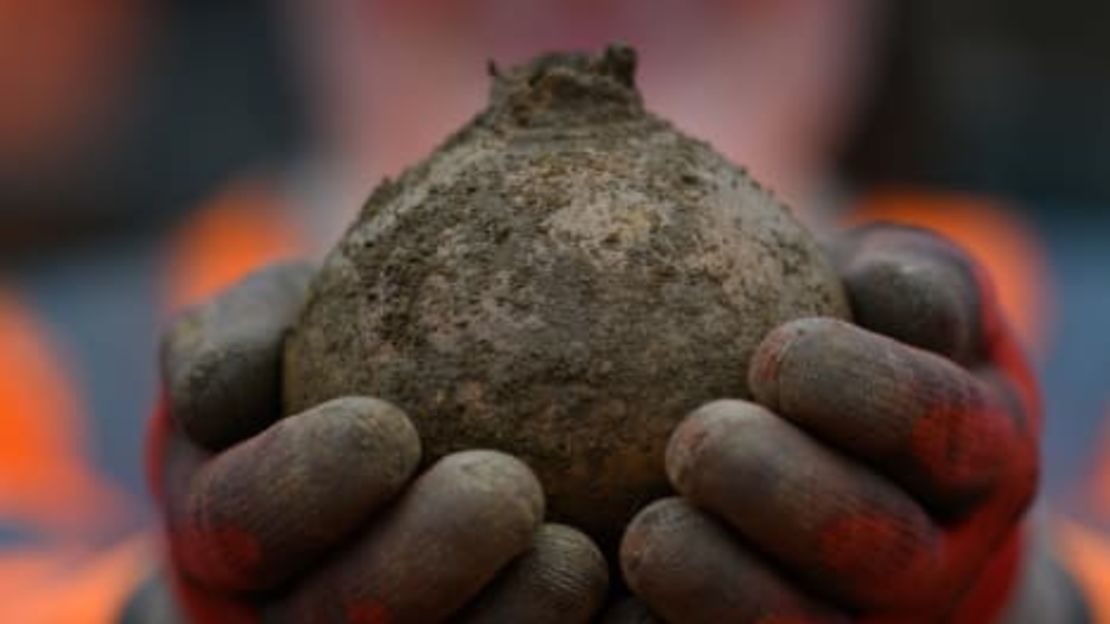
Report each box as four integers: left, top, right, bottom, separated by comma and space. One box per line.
2, 0, 1108, 554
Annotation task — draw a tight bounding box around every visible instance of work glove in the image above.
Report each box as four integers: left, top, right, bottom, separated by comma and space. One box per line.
618, 225, 1041, 623
146, 262, 609, 623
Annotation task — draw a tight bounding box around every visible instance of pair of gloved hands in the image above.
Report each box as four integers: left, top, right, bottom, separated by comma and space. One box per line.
146, 225, 1040, 623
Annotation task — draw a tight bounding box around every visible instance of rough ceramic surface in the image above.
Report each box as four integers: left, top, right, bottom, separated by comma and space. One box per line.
284, 45, 850, 546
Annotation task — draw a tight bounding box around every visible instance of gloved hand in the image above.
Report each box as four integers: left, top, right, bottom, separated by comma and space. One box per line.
619, 225, 1041, 623
147, 262, 609, 623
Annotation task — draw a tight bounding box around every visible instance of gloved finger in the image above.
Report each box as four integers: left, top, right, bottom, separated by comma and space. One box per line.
166, 566, 259, 624
268, 450, 544, 624
454, 523, 608, 624
830, 225, 985, 367
621, 498, 849, 624
666, 401, 943, 612
156, 410, 211, 520
831, 225, 1041, 447
148, 396, 209, 511
161, 261, 314, 450
597, 597, 664, 624
749, 318, 1027, 513
168, 397, 421, 592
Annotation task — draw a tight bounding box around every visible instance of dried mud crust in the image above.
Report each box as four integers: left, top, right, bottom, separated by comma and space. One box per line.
284, 45, 850, 547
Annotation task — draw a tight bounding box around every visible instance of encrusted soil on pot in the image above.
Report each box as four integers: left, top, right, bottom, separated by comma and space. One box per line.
284, 45, 849, 547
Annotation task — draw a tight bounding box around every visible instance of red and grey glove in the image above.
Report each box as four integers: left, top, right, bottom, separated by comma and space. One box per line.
619, 225, 1041, 623
145, 262, 609, 623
